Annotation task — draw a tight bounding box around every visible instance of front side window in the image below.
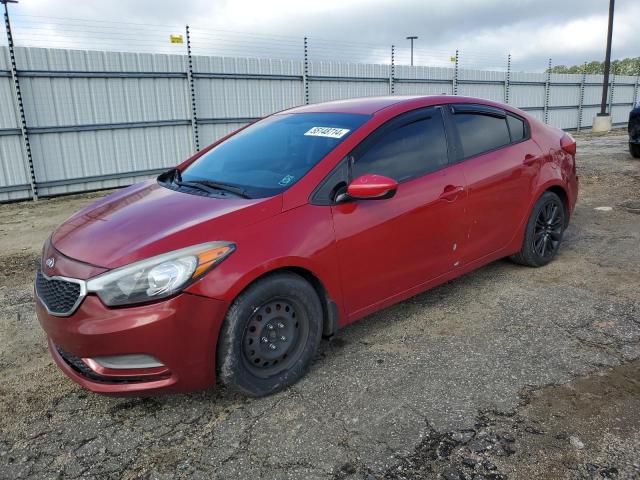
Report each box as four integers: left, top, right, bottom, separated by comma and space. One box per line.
179, 112, 370, 198
453, 113, 511, 158
353, 109, 448, 182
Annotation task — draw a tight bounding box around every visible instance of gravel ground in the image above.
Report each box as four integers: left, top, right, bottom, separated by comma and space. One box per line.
0, 130, 639, 480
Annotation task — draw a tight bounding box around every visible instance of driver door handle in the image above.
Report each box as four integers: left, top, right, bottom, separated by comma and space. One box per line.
439, 185, 464, 202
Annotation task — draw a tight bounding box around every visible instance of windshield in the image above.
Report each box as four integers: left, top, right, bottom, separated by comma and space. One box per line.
180, 112, 370, 198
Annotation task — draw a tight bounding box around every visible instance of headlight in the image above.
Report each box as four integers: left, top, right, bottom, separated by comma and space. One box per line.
86, 242, 235, 306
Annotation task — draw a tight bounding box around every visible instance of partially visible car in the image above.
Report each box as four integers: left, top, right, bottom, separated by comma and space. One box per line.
629, 102, 640, 158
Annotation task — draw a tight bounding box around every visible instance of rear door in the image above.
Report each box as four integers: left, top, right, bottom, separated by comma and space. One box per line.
447, 104, 542, 263
318, 107, 468, 317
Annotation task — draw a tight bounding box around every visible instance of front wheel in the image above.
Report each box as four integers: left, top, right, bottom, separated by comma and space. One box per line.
510, 191, 566, 267
630, 142, 640, 159
217, 272, 323, 397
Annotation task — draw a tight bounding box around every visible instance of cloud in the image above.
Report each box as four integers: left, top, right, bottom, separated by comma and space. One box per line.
4, 0, 637, 70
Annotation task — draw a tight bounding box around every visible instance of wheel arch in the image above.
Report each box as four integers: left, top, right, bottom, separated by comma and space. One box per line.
542, 183, 570, 228
226, 264, 341, 339
508, 181, 571, 253
281, 266, 340, 338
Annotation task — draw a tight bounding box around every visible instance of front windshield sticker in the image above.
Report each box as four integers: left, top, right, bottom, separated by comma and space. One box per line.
304, 127, 350, 139
278, 175, 295, 186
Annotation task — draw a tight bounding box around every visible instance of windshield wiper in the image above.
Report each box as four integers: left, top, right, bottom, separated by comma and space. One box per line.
162, 168, 251, 199
174, 178, 219, 195
176, 177, 251, 199
188, 179, 251, 199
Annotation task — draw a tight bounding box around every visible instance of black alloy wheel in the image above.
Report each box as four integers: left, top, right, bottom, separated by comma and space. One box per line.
510, 191, 566, 267
533, 200, 563, 259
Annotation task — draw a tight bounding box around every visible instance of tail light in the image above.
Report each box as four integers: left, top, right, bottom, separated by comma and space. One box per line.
560, 133, 576, 156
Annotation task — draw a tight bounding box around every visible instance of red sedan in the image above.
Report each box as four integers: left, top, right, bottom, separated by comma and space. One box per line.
35, 95, 578, 396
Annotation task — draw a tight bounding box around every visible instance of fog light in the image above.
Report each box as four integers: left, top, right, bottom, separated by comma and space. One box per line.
92, 354, 164, 370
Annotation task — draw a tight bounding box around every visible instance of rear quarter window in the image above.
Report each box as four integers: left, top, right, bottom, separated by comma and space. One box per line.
507, 114, 526, 143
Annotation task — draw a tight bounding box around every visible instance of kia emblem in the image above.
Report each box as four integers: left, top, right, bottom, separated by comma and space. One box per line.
45, 257, 55, 269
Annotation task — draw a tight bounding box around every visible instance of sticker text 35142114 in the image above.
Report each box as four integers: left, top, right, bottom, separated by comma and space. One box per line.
304, 127, 350, 139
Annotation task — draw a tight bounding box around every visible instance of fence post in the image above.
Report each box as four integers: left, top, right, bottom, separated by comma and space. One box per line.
3, 1, 37, 200
633, 68, 639, 107
452, 49, 459, 95
577, 62, 587, 132
389, 45, 395, 95
633, 68, 639, 108
185, 25, 199, 152
504, 53, 511, 104
543, 58, 552, 124
607, 64, 615, 119
303, 37, 309, 105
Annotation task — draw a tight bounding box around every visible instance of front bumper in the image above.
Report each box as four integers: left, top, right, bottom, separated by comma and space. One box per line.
36, 291, 229, 395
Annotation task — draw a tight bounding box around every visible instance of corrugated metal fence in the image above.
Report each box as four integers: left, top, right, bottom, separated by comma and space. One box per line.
1, 46, 638, 202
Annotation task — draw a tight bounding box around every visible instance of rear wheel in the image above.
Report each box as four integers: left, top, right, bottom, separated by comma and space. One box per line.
630, 142, 640, 158
510, 191, 565, 267
217, 272, 323, 396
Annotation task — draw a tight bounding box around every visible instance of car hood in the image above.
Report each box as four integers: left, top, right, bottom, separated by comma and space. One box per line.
52, 180, 282, 269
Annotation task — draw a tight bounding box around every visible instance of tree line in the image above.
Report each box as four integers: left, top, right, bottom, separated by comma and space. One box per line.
547, 57, 640, 75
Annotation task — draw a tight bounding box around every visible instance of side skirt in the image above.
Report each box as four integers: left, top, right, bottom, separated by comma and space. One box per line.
344, 246, 516, 325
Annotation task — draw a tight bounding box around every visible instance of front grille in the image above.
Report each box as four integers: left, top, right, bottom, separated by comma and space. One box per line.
35, 268, 83, 316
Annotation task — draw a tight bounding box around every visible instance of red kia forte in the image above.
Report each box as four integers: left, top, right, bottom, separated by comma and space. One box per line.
35, 95, 578, 396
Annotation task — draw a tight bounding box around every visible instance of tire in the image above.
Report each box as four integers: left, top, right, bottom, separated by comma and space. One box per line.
510, 191, 566, 267
217, 272, 323, 397
630, 143, 640, 159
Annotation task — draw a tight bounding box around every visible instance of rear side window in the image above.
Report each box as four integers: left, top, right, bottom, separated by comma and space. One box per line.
353, 110, 448, 182
452, 113, 510, 158
507, 114, 526, 142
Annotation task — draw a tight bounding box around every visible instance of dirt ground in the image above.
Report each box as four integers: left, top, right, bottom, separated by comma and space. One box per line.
0, 130, 639, 480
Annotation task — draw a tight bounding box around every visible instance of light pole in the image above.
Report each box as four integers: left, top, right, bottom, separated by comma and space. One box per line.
593, 0, 615, 132
406, 36, 418, 66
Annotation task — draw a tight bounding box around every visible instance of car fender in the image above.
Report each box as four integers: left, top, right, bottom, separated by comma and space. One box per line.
185, 204, 346, 324
506, 154, 569, 253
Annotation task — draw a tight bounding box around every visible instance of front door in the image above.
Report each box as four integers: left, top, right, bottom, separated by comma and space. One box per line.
329, 107, 468, 318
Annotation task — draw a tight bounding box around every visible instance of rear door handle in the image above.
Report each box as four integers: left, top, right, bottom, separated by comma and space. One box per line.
439, 185, 464, 202
523, 154, 538, 166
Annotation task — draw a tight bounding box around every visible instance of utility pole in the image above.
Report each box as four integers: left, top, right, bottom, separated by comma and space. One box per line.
594, 0, 615, 132
406, 36, 418, 66
599, 0, 615, 116
3, 0, 38, 200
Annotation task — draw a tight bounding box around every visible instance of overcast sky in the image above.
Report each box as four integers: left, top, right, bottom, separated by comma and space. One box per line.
4, 0, 639, 71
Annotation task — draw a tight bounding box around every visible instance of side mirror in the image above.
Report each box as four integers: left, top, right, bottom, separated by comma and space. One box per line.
339, 174, 398, 201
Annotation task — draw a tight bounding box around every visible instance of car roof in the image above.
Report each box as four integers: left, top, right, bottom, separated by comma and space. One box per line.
280, 95, 519, 116
282, 96, 428, 115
